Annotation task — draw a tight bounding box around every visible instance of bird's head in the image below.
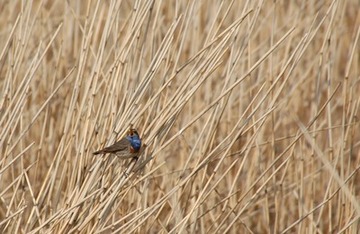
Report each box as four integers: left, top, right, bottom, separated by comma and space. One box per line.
126, 128, 142, 152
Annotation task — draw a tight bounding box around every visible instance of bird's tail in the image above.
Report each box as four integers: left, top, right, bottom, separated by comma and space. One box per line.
93, 150, 103, 155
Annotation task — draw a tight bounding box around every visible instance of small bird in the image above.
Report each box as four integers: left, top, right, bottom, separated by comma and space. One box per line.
93, 128, 142, 158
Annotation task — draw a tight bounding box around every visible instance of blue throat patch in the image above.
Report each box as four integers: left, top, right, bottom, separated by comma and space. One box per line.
126, 135, 141, 151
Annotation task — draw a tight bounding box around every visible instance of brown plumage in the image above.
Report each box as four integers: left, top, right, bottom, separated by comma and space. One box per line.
93, 138, 130, 155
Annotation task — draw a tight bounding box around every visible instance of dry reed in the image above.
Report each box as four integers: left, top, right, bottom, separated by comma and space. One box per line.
1, 0, 360, 233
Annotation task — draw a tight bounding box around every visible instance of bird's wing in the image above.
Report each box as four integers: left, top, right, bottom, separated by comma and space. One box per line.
93, 138, 129, 155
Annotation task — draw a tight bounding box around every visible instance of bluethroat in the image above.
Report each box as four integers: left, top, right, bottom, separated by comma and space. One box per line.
93, 128, 142, 158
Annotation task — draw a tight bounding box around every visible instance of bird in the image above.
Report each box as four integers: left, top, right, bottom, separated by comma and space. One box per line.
93, 128, 142, 158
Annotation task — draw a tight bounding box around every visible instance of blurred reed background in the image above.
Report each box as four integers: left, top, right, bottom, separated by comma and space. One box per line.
0, 0, 360, 233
